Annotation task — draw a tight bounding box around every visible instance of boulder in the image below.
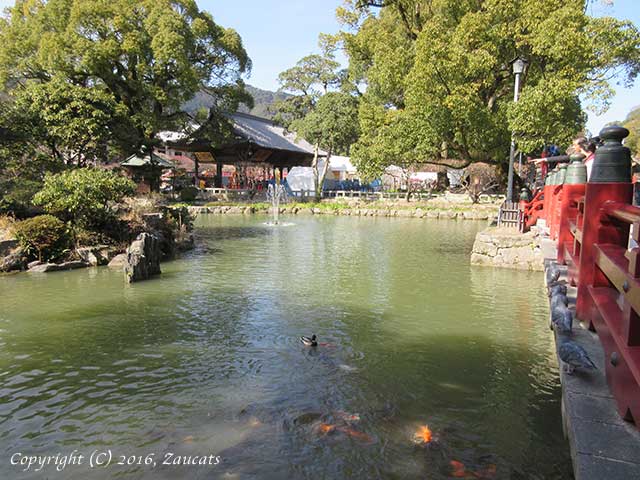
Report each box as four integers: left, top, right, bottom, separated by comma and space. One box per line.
124, 233, 162, 283
176, 234, 195, 252
58, 261, 89, 270
1, 250, 27, 272
76, 245, 118, 266
0, 239, 18, 257
28, 263, 61, 273
142, 213, 163, 229
108, 253, 127, 268
28, 260, 42, 269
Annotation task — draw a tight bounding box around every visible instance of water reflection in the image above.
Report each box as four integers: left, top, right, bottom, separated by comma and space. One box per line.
0, 216, 572, 479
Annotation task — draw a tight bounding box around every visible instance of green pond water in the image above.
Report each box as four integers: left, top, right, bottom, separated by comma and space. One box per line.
0, 215, 572, 479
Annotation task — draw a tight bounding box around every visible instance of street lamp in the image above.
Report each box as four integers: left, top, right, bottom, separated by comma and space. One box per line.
506, 57, 528, 201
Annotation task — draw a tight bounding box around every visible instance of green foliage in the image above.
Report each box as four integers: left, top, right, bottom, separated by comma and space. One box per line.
179, 186, 199, 202
0, 0, 251, 158
0, 179, 43, 218
332, 0, 640, 178
293, 92, 359, 156
33, 168, 136, 228
273, 54, 343, 127
11, 77, 117, 165
621, 106, 640, 158
13, 214, 71, 261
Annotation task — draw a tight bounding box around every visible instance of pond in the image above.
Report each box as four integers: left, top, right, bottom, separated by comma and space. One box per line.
0, 215, 572, 479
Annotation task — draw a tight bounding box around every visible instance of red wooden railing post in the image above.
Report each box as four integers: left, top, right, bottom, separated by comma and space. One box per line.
557, 156, 587, 264
575, 127, 633, 326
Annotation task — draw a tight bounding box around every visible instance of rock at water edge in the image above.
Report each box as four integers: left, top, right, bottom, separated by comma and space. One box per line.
124, 233, 162, 283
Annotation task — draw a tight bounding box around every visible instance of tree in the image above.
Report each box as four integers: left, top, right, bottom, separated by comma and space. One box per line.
0, 0, 252, 159
331, 0, 640, 181
273, 54, 342, 125
33, 168, 136, 230
621, 106, 640, 158
273, 53, 358, 199
292, 92, 360, 199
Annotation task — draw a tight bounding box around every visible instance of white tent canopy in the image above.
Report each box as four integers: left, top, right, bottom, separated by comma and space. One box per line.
286, 167, 316, 192
319, 155, 357, 174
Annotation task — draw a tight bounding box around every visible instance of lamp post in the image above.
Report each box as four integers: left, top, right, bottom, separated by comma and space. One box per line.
506, 57, 527, 201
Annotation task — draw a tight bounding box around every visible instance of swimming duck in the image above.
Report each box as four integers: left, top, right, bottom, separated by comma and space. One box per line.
300, 335, 318, 347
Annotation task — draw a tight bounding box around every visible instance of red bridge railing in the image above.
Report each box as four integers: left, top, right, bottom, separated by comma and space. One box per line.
520, 126, 640, 427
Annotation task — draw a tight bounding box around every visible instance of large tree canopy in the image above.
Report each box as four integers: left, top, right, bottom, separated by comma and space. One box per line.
333, 0, 640, 178
620, 105, 639, 159
0, 0, 252, 160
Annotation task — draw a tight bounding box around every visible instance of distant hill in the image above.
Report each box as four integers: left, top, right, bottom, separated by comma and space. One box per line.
182, 85, 289, 120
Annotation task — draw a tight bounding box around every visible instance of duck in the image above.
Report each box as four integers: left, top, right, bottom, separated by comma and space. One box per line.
300, 334, 318, 347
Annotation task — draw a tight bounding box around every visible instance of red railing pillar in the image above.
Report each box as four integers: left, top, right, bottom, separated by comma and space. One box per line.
575, 126, 634, 326
557, 155, 588, 264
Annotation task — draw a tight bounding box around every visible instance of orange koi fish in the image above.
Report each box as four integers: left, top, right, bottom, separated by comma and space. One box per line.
317, 423, 336, 434
336, 426, 375, 444
413, 425, 433, 444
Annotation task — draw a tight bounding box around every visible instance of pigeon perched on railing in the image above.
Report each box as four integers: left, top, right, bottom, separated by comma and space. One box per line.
546, 267, 560, 285
553, 307, 573, 335
550, 293, 569, 309
550, 303, 570, 331
558, 338, 596, 374
548, 283, 568, 298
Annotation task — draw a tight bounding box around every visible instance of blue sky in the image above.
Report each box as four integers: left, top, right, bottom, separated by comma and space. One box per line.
1, 0, 638, 135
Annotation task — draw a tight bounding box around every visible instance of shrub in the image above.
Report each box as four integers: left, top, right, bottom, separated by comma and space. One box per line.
0, 179, 43, 218
179, 186, 198, 202
33, 168, 136, 228
13, 215, 71, 261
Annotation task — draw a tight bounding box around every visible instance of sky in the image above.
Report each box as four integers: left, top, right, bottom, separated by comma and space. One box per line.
0, 0, 638, 135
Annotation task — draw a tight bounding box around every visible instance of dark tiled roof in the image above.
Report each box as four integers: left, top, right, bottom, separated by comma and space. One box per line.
227, 112, 320, 155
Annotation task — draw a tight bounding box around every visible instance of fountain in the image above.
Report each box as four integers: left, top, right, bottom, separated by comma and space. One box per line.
266, 170, 289, 226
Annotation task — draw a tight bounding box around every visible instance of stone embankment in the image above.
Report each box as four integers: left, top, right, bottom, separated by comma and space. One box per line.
470, 227, 544, 271
186, 204, 496, 220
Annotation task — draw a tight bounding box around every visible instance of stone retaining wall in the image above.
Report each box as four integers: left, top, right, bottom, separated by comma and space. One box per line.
186, 205, 495, 220
470, 227, 544, 271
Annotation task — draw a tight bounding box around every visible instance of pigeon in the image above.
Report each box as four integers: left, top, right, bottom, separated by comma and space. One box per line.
558, 339, 596, 374
546, 267, 560, 285
553, 307, 573, 335
550, 293, 568, 309
550, 303, 570, 331
548, 283, 567, 298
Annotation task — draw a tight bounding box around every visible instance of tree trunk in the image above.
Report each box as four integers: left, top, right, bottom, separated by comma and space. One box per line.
317, 147, 332, 202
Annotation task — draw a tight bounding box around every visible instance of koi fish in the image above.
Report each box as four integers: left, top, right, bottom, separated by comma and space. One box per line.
413, 425, 433, 444
336, 426, 375, 444
316, 423, 336, 434
450, 460, 471, 478
449, 460, 497, 479
334, 410, 361, 423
